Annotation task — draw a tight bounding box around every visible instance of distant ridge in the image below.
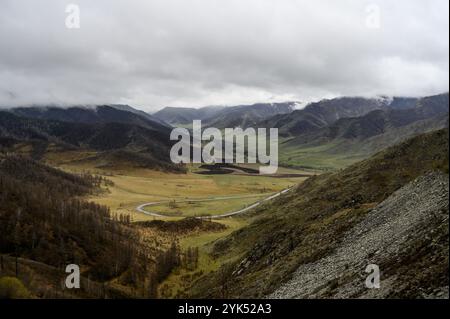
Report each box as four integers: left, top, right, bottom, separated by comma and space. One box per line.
261, 93, 448, 137
275, 93, 449, 170
153, 105, 226, 126
154, 102, 297, 128
287, 93, 449, 144
8, 104, 171, 131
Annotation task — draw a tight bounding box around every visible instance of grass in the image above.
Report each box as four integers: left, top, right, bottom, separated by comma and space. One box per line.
158, 217, 248, 298
49, 159, 308, 221
87, 170, 304, 221
279, 141, 366, 171
146, 195, 267, 217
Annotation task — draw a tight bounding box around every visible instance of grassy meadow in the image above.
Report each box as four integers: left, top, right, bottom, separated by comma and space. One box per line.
44, 150, 309, 221
41, 150, 311, 297
146, 195, 267, 217
279, 141, 366, 171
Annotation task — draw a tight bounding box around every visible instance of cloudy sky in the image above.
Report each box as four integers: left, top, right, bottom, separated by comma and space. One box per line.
0, 0, 448, 111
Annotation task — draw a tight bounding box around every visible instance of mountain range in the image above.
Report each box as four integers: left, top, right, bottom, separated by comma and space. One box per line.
153, 102, 297, 128
1, 93, 448, 171
278, 93, 449, 170
10, 104, 170, 131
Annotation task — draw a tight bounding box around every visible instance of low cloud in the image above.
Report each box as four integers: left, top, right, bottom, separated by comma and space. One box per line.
0, 0, 448, 111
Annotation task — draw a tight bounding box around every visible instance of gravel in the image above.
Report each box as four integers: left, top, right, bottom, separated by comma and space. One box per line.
269, 171, 449, 299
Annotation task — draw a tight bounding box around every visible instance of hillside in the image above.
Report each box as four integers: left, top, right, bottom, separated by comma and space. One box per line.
9, 105, 170, 131
204, 102, 296, 129
187, 128, 449, 298
262, 97, 390, 137
0, 154, 226, 298
0, 111, 183, 172
153, 106, 225, 125
0, 155, 154, 298
285, 98, 449, 146
270, 171, 448, 298
279, 93, 449, 170
154, 102, 296, 128
107, 104, 170, 127
262, 93, 448, 138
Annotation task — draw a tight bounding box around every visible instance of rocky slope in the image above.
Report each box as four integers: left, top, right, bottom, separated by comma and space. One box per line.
270, 171, 449, 299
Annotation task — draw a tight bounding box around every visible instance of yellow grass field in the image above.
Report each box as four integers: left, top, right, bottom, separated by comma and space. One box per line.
91, 170, 305, 221
49, 156, 309, 221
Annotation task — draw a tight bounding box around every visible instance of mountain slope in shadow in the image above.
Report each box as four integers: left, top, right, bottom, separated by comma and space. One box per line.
0, 108, 183, 172
9, 105, 170, 131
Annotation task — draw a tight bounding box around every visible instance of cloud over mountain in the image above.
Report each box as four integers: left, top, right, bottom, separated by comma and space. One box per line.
0, 0, 448, 110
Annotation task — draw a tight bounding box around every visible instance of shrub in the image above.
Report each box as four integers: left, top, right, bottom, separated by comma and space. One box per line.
0, 276, 31, 299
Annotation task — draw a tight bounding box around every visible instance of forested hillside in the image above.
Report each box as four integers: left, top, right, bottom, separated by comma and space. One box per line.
0, 155, 142, 296
0, 110, 184, 172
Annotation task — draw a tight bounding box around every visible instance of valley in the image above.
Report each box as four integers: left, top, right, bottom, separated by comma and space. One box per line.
0, 93, 448, 299
67, 164, 309, 221
1, 1, 448, 303
44, 157, 310, 297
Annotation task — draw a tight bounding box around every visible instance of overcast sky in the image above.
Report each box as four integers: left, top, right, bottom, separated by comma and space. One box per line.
0, 0, 448, 111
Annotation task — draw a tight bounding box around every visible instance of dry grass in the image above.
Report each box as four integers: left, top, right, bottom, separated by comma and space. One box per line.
51, 159, 308, 221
